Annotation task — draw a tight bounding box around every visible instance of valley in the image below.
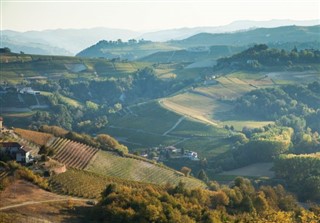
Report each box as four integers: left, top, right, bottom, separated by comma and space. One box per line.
1, 23, 320, 222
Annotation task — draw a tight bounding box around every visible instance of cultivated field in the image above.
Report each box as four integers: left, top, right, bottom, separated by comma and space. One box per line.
49, 138, 99, 169
86, 150, 205, 188
49, 168, 163, 199
161, 73, 280, 131
14, 128, 54, 146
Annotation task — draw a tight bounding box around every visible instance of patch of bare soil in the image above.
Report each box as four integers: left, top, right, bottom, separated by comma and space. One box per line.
0, 180, 94, 223
0, 180, 65, 208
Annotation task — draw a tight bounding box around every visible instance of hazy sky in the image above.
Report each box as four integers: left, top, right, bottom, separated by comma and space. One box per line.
1, 0, 320, 32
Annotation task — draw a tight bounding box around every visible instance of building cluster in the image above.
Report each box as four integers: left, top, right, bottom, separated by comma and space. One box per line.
141, 145, 199, 161
0, 142, 33, 164
0, 85, 40, 95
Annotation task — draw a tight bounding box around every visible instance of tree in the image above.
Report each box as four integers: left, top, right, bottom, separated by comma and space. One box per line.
254, 191, 269, 213
86, 101, 99, 111
211, 190, 229, 208
197, 169, 209, 183
181, 166, 191, 177
241, 195, 255, 213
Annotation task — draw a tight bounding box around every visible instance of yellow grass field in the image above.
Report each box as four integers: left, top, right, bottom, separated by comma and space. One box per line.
14, 128, 54, 146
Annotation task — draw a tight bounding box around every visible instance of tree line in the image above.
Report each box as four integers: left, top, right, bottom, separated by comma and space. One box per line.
274, 153, 320, 201
92, 176, 319, 222
216, 44, 320, 70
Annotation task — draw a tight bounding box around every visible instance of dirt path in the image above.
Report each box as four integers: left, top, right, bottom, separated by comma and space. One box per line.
163, 116, 185, 136
0, 180, 92, 212
0, 197, 88, 211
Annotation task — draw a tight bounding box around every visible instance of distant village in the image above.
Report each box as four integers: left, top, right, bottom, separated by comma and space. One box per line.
140, 145, 199, 162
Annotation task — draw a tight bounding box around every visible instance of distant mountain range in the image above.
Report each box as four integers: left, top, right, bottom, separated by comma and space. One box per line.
172, 25, 320, 48
139, 19, 320, 41
1, 19, 319, 56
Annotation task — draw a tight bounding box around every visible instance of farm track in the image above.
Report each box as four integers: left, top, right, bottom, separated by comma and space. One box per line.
163, 116, 185, 136
0, 197, 89, 211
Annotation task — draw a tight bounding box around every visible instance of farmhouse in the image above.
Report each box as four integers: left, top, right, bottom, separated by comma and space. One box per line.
19, 87, 40, 95
183, 150, 199, 160
0, 142, 33, 163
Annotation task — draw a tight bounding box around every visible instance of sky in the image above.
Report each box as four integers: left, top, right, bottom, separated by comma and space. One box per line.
1, 0, 320, 32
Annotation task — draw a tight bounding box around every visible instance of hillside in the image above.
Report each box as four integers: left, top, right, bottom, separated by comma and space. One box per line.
2, 28, 141, 55
139, 45, 245, 64
0, 52, 150, 85
77, 40, 181, 60
215, 44, 320, 71
173, 25, 320, 48
2, 20, 319, 55
76, 25, 320, 62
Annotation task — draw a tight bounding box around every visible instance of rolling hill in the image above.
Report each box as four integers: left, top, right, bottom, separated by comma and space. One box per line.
2, 20, 318, 55
172, 25, 320, 48
77, 25, 320, 61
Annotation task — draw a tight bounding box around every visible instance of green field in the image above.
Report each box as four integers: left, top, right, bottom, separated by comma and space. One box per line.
86, 150, 205, 188
104, 100, 233, 158
160, 72, 291, 132
107, 101, 182, 135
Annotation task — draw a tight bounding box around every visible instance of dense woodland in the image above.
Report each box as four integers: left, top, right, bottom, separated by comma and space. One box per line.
274, 153, 320, 201
93, 177, 320, 223
235, 82, 320, 153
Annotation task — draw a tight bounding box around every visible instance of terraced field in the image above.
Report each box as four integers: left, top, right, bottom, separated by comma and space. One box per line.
49, 138, 99, 169
86, 150, 205, 188
49, 168, 163, 198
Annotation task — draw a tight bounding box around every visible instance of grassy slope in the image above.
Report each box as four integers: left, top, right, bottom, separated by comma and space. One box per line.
104, 100, 233, 158
85, 150, 205, 188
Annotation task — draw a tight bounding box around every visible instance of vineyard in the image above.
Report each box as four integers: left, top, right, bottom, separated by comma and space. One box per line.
86, 150, 206, 188
0, 171, 9, 182
0, 170, 9, 190
14, 128, 54, 146
48, 138, 99, 169
49, 168, 162, 198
